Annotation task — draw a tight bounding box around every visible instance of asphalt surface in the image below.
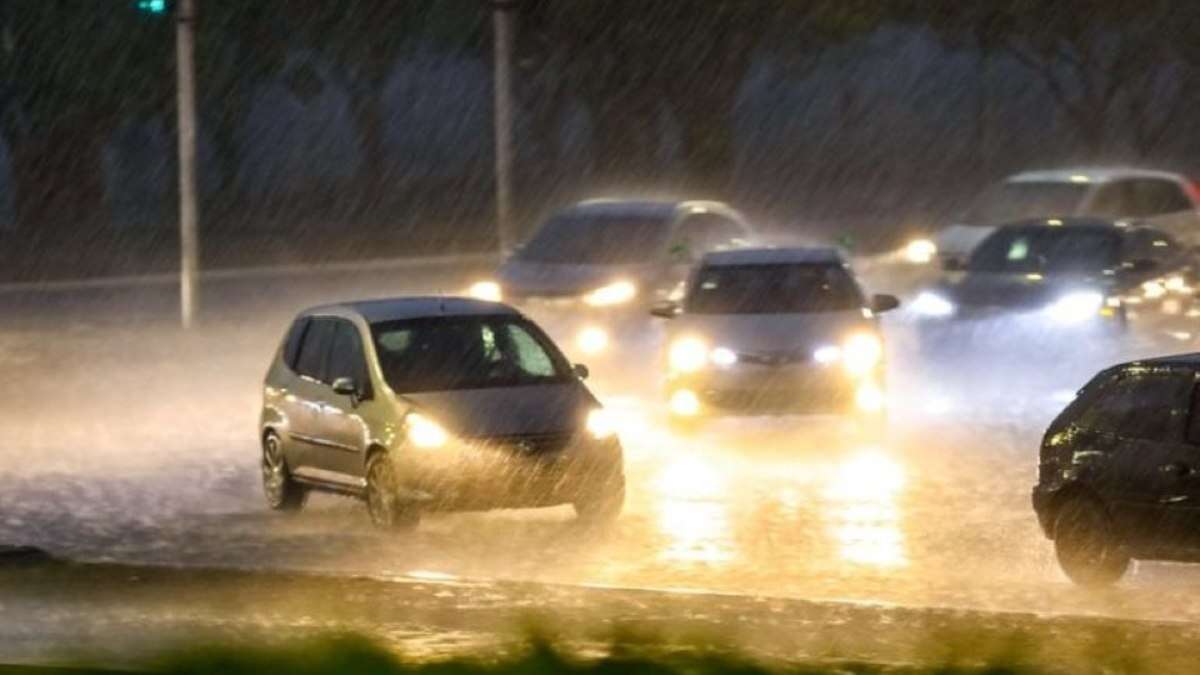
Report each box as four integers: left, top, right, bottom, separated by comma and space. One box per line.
5, 257, 1200, 660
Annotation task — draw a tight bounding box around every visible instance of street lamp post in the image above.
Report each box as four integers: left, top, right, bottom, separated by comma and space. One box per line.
492, 0, 516, 255
176, 0, 199, 327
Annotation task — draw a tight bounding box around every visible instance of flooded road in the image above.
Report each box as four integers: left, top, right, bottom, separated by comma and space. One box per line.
4, 258, 1200, 630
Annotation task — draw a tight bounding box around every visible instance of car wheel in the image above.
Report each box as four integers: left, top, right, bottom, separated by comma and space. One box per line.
573, 479, 625, 525
262, 432, 307, 512
365, 453, 421, 531
1054, 496, 1129, 587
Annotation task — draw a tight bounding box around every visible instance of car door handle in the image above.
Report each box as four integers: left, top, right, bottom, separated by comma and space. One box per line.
1159, 462, 1195, 478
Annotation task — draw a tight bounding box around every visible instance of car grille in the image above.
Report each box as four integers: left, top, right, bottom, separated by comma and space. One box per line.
735, 349, 811, 367
703, 386, 851, 412
482, 432, 575, 456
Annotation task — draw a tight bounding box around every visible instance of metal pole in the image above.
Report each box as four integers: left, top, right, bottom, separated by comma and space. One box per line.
176, 0, 199, 327
492, 0, 515, 254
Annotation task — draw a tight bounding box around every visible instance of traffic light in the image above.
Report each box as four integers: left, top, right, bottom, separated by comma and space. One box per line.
135, 0, 168, 14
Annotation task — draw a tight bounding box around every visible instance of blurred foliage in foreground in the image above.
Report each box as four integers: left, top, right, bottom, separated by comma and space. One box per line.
0, 632, 1155, 675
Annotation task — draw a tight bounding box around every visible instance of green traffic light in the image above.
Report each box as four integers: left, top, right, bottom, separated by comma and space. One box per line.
136, 0, 167, 14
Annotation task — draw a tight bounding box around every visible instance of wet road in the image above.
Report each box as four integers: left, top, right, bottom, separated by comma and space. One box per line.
4, 258, 1200, 629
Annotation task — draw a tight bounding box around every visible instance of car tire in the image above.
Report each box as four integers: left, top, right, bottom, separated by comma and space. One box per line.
573, 479, 625, 525
262, 432, 307, 512
1053, 496, 1129, 587
365, 453, 421, 531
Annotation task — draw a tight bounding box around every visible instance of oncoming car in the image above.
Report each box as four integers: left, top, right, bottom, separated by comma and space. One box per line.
259, 297, 625, 530
910, 219, 1192, 353
466, 199, 753, 366
649, 248, 900, 424
904, 167, 1200, 266
1034, 355, 1200, 586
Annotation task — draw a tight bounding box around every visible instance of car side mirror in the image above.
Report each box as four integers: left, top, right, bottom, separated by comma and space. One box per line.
941, 257, 966, 272
331, 376, 358, 397
572, 363, 590, 380
870, 294, 901, 314
650, 300, 681, 319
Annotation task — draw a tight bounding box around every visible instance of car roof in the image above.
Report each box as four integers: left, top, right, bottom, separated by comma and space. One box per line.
1127, 352, 1200, 369
996, 217, 1123, 230
570, 198, 738, 219
990, 217, 1159, 236
701, 247, 845, 266
302, 296, 518, 323
1134, 353, 1200, 367
1006, 167, 1188, 185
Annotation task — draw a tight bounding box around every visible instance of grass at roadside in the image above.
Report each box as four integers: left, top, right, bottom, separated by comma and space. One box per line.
0, 631, 1156, 675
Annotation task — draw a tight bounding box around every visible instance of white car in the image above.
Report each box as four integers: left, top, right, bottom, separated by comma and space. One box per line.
905, 167, 1200, 265
649, 248, 899, 422
466, 199, 754, 368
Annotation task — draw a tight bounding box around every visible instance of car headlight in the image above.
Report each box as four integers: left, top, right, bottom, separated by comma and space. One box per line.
904, 238, 938, 264
1045, 291, 1104, 324
709, 346, 738, 367
843, 333, 883, 376
576, 326, 609, 355
669, 337, 709, 373
406, 413, 449, 449
669, 389, 701, 417
583, 280, 637, 307
912, 291, 955, 317
467, 281, 502, 302
813, 345, 842, 365
586, 408, 618, 439
855, 381, 886, 412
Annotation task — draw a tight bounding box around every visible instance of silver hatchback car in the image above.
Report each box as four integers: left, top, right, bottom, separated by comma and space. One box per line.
259, 297, 625, 530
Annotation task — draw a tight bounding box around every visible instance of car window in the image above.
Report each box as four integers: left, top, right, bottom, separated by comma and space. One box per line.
682, 213, 746, 253
1188, 383, 1200, 445
963, 181, 1088, 224
282, 318, 309, 371
969, 226, 1119, 275
326, 320, 368, 388
505, 323, 557, 377
1077, 370, 1191, 442
295, 318, 335, 382
516, 211, 672, 264
686, 263, 864, 314
371, 315, 571, 393
1045, 374, 1108, 437
1085, 181, 1135, 219
1131, 179, 1192, 217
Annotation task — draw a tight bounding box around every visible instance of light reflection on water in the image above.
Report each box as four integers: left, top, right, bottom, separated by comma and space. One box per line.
654, 456, 733, 564
823, 449, 908, 568
647, 438, 908, 570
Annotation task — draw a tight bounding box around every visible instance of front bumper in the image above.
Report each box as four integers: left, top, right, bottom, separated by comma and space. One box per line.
1031, 485, 1057, 539
668, 363, 879, 417
396, 435, 624, 512
916, 309, 1123, 354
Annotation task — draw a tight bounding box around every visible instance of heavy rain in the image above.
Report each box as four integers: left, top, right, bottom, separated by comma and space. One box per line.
6, 2, 1200, 673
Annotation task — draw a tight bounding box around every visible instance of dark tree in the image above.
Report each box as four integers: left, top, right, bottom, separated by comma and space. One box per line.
0, 3, 171, 233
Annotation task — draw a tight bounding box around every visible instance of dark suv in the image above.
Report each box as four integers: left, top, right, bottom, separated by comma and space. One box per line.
1033, 355, 1200, 585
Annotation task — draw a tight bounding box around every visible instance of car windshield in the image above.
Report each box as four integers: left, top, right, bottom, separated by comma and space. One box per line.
516, 211, 672, 264
685, 263, 864, 314
968, 227, 1119, 275
962, 182, 1089, 225
370, 315, 572, 393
